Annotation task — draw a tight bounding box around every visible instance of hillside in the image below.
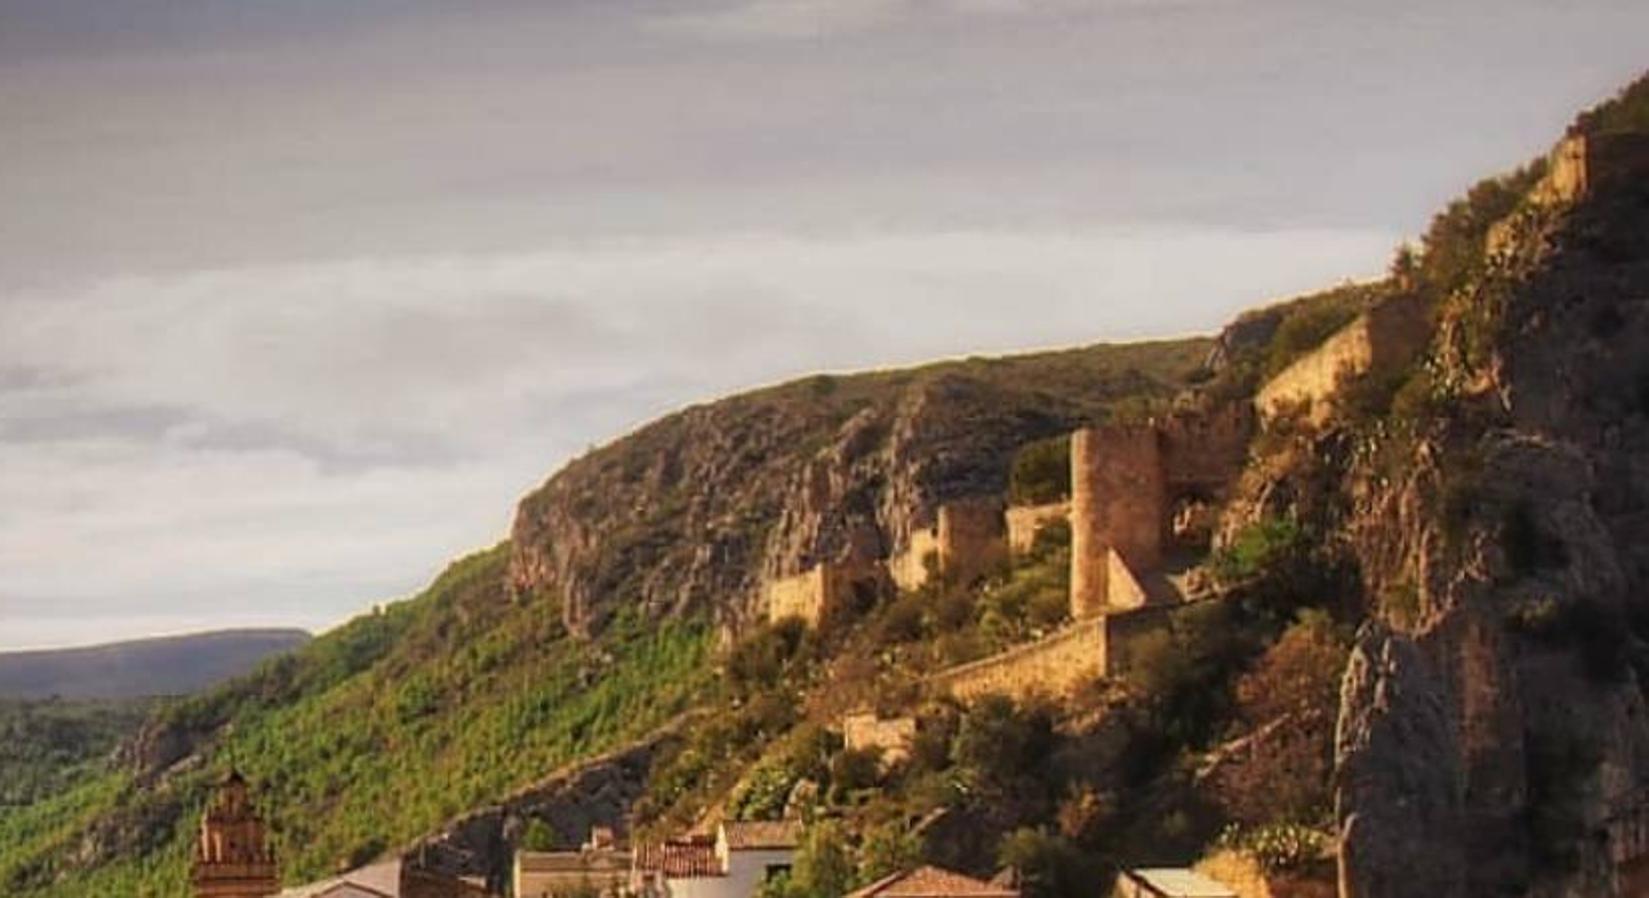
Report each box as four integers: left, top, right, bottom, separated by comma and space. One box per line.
0, 630, 312, 700
0, 339, 1211, 896
4, 71, 1647, 898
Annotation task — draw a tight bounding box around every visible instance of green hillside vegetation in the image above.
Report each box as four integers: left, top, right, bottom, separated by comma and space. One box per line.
0, 699, 154, 808
0, 546, 712, 895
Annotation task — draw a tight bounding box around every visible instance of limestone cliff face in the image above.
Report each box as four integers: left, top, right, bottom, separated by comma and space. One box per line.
1295, 159, 1649, 897
507, 345, 1208, 637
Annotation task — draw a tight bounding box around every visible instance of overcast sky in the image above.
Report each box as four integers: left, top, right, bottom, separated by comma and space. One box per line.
2, 0, 1645, 650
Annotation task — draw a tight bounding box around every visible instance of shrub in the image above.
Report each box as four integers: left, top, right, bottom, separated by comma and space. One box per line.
1210, 518, 1304, 587
996, 828, 1091, 898
1011, 437, 1072, 505
1216, 822, 1330, 873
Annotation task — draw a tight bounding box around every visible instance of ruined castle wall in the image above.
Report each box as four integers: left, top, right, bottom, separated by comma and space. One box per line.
1070, 426, 1165, 620
931, 618, 1108, 702
763, 563, 854, 628
1160, 404, 1253, 495
1254, 316, 1377, 424
938, 498, 1007, 586
930, 605, 1177, 703
888, 499, 1008, 591
888, 525, 940, 593
842, 713, 917, 765
1254, 297, 1427, 426
1006, 501, 1069, 555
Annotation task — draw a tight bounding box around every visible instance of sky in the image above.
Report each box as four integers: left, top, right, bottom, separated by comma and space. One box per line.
2, 0, 1646, 651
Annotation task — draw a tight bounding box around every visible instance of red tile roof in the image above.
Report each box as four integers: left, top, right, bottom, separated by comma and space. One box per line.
845, 866, 1019, 898
721, 820, 802, 851
634, 839, 723, 878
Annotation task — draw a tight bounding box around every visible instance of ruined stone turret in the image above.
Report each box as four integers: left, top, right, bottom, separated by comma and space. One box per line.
1069, 425, 1165, 620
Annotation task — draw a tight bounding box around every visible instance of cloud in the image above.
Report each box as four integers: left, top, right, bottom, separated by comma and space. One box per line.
650, 0, 1228, 39
0, 225, 1396, 649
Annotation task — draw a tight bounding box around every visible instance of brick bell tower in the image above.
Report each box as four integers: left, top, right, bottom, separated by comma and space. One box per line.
192, 769, 279, 898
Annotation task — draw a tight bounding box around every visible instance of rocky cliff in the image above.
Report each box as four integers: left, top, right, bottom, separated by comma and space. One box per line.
1220, 88, 1649, 897
508, 342, 1209, 637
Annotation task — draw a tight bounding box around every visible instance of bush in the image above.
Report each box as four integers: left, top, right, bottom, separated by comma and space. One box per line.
1011, 437, 1072, 505
1210, 518, 1304, 587
1216, 822, 1330, 873
952, 695, 1055, 793
996, 828, 1092, 898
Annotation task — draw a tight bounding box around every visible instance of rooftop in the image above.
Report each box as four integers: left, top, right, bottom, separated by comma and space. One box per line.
1123, 868, 1237, 898
634, 839, 723, 878
721, 820, 803, 851
845, 865, 1019, 898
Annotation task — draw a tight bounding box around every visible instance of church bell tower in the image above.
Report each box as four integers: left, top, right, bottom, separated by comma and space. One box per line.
192, 769, 279, 898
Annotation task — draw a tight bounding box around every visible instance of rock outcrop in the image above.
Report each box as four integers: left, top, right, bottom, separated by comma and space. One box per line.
508, 345, 1209, 637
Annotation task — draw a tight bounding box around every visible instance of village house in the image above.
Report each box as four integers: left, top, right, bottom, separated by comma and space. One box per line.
632, 821, 800, 898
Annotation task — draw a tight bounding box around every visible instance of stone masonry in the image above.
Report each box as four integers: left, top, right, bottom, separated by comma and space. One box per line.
1253, 295, 1429, 426
1070, 425, 1165, 620
1006, 501, 1069, 555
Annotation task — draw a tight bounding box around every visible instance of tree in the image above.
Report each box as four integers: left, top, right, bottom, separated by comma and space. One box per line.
789, 820, 855, 898
996, 828, 1091, 898
1208, 610, 1349, 826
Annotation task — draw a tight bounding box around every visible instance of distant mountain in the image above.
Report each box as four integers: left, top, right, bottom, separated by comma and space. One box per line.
0, 628, 311, 699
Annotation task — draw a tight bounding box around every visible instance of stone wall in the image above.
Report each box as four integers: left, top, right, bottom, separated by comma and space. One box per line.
1160, 403, 1254, 494
1070, 425, 1165, 620
930, 606, 1175, 703
931, 618, 1109, 702
887, 525, 940, 593
937, 498, 1008, 586
842, 712, 917, 766
887, 498, 1007, 592
1006, 501, 1068, 555
1254, 296, 1428, 425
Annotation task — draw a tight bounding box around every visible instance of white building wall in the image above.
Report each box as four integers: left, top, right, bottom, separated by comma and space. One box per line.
724, 849, 794, 898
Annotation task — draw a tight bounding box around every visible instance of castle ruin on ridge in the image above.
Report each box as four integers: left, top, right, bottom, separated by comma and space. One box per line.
932, 404, 1253, 702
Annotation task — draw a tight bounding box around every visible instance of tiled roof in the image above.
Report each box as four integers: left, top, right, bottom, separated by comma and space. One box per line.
845, 865, 1019, 898
634, 839, 724, 878
721, 820, 803, 850
1122, 868, 1236, 898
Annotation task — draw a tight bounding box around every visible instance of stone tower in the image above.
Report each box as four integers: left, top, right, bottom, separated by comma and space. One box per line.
192, 769, 279, 898
1069, 424, 1165, 620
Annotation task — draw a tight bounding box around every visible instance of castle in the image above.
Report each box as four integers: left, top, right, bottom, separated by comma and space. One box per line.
760, 399, 1253, 702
